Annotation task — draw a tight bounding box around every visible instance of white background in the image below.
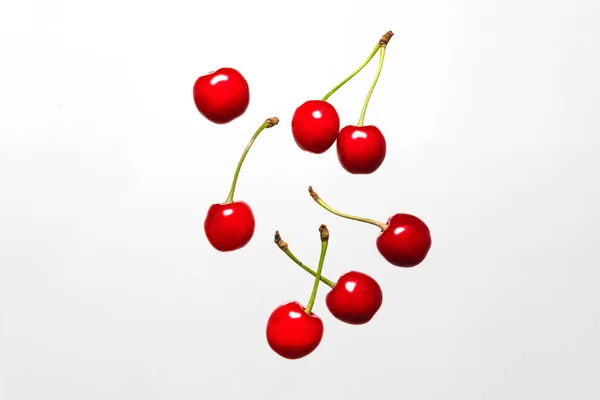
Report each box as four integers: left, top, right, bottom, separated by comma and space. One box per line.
1, 0, 599, 399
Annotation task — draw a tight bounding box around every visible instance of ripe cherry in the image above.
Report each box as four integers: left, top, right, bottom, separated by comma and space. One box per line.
291, 100, 340, 154
376, 213, 432, 267
204, 202, 255, 252
274, 231, 383, 325
325, 271, 383, 324
289, 31, 394, 155
267, 225, 330, 360
336, 125, 386, 174
335, 33, 392, 174
265, 301, 324, 360
193, 67, 249, 124
308, 186, 432, 267
204, 117, 279, 252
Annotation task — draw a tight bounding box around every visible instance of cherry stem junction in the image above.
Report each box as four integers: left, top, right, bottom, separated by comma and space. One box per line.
321, 30, 394, 102
305, 225, 329, 314
308, 186, 387, 231
274, 231, 336, 289
225, 117, 279, 204
357, 46, 387, 127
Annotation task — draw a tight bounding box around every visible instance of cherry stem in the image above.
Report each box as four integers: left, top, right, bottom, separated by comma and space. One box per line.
274, 231, 336, 289
357, 46, 387, 127
225, 117, 279, 204
308, 186, 387, 231
322, 45, 379, 102
321, 30, 394, 102
305, 225, 329, 315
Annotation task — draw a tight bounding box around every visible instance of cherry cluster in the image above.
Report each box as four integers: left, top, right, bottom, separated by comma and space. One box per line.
193, 31, 432, 360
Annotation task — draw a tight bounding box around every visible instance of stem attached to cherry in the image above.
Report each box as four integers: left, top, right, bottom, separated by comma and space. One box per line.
275, 231, 336, 289
321, 31, 394, 102
357, 46, 387, 127
225, 117, 279, 204
305, 225, 329, 314
308, 186, 387, 231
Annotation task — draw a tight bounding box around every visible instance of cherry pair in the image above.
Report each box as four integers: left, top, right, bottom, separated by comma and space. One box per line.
266, 225, 383, 360
291, 31, 394, 174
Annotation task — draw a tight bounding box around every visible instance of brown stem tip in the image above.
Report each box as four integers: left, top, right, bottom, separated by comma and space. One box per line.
265, 117, 279, 128
319, 224, 329, 242
379, 30, 394, 46
274, 230, 288, 251
308, 186, 319, 201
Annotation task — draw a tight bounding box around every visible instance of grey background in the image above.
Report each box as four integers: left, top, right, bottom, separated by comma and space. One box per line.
1, 0, 599, 399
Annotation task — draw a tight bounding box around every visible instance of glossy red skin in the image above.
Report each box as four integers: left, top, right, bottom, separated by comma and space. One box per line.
193, 67, 250, 124
266, 301, 324, 360
291, 100, 340, 154
204, 201, 255, 252
326, 271, 383, 325
336, 125, 386, 174
376, 214, 432, 267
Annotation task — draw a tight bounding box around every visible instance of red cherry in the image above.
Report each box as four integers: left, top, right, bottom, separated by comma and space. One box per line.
336, 125, 386, 174
376, 214, 432, 267
204, 118, 278, 252
266, 301, 324, 360
291, 100, 340, 154
204, 201, 255, 252
308, 186, 432, 268
193, 67, 250, 124
325, 271, 383, 325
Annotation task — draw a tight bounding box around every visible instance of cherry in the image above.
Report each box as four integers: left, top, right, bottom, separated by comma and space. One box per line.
291, 100, 340, 154
375, 213, 431, 267
336, 32, 392, 174
204, 117, 279, 252
325, 271, 383, 324
265, 301, 324, 360
266, 225, 330, 359
274, 231, 383, 325
308, 186, 432, 267
193, 67, 249, 124
336, 125, 386, 174
290, 31, 394, 155
204, 201, 255, 251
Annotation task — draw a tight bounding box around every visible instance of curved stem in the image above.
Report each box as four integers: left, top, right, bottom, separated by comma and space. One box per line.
305, 225, 329, 314
308, 186, 387, 231
225, 117, 279, 204
321, 31, 393, 103
357, 46, 386, 127
274, 231, 336, 289
322, 43, 381, 102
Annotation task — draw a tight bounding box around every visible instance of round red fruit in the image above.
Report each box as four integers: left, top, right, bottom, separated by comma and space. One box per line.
266, 301, 324, 360
336, 125, 386, 174
204, 201, 255, 252
376, 214, 431, 267
326, 271, 383, 325
291, 100, 340, 154
193, 67, 250, 124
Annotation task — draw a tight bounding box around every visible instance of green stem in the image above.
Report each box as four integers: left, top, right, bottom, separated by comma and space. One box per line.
225, 117, 279, 204
308, 186, 387, 231
322, 43, 381, 102
305, 225, 329, 314
321, 31, 393, 102
357, 46, 386, 127
274, 231, 336, 288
